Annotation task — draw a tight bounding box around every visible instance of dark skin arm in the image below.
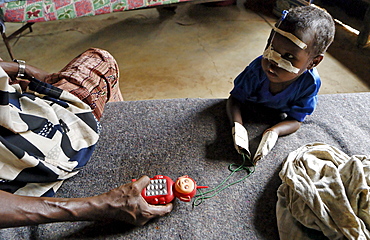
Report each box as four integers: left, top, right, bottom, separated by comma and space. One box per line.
0, 61, 50, 82
226, 95, 301, 136
265, 118, 301, 136
0, 176, 173, 229
226, 95, 243, 126
0, 63, 173, 227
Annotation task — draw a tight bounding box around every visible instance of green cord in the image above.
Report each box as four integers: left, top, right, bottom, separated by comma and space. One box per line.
192, 153, 255, 207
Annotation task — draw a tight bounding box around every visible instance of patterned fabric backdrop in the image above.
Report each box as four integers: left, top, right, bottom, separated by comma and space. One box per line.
0, 0, 187, 22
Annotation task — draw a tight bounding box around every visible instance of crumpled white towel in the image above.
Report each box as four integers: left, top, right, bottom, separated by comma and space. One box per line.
277, 142, 370, 240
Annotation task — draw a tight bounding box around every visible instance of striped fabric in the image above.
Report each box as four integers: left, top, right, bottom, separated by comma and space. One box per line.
45, 48, 123, 121
0, 66, 99, 197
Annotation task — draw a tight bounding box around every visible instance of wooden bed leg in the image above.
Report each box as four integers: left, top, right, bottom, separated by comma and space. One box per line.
1, 22, 35, 60
2, 32, 15, 60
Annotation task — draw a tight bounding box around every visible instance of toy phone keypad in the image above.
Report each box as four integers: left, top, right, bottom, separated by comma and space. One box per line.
145, 179, 168, 196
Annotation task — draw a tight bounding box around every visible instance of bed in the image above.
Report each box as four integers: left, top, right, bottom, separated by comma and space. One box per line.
0, 0, 219, 59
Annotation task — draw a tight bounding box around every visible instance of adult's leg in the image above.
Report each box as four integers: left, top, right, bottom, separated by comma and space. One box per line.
44, 48, 123, 120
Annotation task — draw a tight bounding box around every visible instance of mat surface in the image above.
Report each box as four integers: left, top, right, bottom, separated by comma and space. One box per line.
1, 93, 369, 239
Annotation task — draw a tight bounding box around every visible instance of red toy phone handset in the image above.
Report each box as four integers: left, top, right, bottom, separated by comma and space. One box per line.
133, 175, 208, 205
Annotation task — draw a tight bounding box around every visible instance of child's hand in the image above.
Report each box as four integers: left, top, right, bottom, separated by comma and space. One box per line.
253, 130, 278, 164
232, 122, 250, 156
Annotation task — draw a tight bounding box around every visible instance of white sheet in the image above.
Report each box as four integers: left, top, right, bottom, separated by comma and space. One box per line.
277, 142, 370, 240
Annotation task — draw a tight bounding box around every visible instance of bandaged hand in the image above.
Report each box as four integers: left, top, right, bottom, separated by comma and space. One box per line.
253, 130, 278, 164
232, 122, 250, 156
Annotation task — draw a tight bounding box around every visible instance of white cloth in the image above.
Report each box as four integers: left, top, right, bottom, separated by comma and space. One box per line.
253, 130, 278, 164
0, 66, 99, 197
232, 122, 250, 156
277, 142, 370, 240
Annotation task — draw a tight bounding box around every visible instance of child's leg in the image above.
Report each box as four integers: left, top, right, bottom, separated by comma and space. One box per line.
44, 48, 123, 120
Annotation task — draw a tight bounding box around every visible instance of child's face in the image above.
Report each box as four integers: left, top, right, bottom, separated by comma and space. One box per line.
261, 27, 317, 84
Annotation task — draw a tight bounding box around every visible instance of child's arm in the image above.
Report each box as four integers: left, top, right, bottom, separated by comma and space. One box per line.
266, 118, 301, 136
226, 95, 243, 125
226, 96, 251, 155
253, 118, 300, 163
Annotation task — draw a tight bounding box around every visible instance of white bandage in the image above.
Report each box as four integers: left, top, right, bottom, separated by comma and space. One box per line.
273, 27, 307, 50
232, 122, 250, 156
263, 45, 300, 74
253, 130, 278, 164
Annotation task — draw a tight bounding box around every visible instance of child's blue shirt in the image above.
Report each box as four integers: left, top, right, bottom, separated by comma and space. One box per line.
230, 56, 321, 122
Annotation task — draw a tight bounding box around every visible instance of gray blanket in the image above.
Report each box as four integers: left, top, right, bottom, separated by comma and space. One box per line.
0, 93, 370, 239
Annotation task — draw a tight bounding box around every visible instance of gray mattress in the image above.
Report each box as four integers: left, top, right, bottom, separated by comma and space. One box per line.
1, 92, 369, 239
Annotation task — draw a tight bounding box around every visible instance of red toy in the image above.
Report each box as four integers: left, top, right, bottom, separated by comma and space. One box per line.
134, 175, 208, 205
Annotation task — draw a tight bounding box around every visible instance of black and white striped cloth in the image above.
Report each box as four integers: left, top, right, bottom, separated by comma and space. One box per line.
0, 66, 99, 197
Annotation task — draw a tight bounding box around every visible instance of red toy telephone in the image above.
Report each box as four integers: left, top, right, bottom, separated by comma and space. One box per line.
133, 175, 208, 205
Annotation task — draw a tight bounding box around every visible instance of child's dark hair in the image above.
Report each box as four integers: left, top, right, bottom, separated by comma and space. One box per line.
284, 5, 335, 56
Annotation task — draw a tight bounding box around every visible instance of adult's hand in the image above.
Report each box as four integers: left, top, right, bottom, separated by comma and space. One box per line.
91, 176, 174, 226
0, 176, 173, 228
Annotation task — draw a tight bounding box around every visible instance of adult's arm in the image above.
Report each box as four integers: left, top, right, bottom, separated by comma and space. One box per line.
0, 61, 50, 82
0, 176, 173, 228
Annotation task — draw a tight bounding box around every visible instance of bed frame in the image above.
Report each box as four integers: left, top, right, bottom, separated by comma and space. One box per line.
0, 0, 220, 59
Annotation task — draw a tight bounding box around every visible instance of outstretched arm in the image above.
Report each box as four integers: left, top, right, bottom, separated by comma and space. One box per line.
226, 95, 243, 125
266, 118, 301, 136
253, 118, 301, 163
0, 176, 173, 229
227, 95, 251, 155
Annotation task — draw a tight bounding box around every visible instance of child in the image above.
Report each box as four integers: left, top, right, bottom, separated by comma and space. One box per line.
227, 5, 335, 163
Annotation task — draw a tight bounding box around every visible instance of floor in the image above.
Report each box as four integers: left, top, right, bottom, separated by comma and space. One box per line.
1, 1, 369, 101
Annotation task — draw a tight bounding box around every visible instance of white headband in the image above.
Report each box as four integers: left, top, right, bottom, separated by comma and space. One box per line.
262, 10, 307, 74
273, 27, 307, 50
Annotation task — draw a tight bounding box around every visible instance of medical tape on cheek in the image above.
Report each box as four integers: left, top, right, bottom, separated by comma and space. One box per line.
263, 46, 300, 74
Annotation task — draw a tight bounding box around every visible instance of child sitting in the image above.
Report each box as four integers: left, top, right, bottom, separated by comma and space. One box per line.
227, 5, 336, 163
